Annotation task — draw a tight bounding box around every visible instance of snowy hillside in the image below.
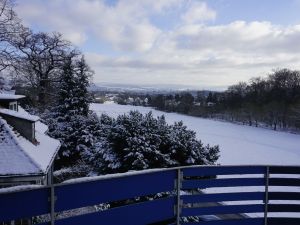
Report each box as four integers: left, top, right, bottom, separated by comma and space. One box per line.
91, 102, 300, 165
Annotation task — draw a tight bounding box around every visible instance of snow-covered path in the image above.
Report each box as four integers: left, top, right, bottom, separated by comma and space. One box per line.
91, 102, 300, 166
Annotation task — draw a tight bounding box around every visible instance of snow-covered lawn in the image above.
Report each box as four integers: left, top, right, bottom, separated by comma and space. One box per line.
91, 102, 300, 165
91, 102, 300, 219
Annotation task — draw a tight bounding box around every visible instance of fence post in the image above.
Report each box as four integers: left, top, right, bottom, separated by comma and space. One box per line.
264, 166, 269, 225
176, 168, 183, 225
50, 185, 56, 225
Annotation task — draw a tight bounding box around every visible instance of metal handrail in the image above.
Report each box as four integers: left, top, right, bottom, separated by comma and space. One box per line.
0, 165, 300, 225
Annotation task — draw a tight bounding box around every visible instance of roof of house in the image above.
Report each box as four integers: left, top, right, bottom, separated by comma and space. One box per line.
0, 108, 40, 122
0, 93, 25, 100
0, 120, 42, 176
0, 111, 61, 177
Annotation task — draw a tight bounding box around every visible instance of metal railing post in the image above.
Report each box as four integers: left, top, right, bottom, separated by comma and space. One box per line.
176, 168, 183, 225
264, 166, 269, 225
50, 185, 56, 225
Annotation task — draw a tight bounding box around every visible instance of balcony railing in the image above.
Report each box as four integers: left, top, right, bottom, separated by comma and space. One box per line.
1, 165, 300, 225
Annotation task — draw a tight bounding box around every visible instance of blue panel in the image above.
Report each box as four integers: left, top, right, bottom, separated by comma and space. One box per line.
182, 192, 265, 203
268, 204, 300, 213
269, 166, 300, 174
55, 197, 175, 225
269, 178, 300, 186
181, 204, 264, 216
182, 178, 265, 189
184, 218, 264, 225
269, 192, 300, 200
183, 166, 266, 177
55, 170, 176, 211
0, 187, 50, 221
268, 217, 300, 225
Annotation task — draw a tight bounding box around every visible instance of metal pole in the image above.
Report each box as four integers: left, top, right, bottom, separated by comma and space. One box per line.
264, 166, 269, 225
50, 185, 55, 225
176, 168, 182, 225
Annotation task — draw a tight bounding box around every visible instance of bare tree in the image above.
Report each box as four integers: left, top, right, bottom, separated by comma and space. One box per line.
11, 31, 79, 106
0, 0, 27, 72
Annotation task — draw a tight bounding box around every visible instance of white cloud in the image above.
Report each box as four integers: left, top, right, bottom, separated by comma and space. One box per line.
15, 0, 300, 89
16, 0, 163, 50
174, 21, 300, 54
181, 1, 216, 24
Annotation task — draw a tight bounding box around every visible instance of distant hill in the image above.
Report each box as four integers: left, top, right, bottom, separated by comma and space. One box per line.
89, 82, 216, 95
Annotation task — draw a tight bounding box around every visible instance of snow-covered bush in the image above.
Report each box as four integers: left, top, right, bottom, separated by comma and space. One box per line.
83, 111, 219, 174
46, 113, 101, 168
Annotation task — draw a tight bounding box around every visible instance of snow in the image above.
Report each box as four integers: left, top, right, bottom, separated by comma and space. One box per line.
16, 126, 61, 172
0, 108, 40, 122
0, 93, 25, 100
0, 184, 42, 194
91, 103, 300, 165
0, 108, 61, 176
0, 119, 41, 175
11, 107, 61, 172
18, 107, 48, 133
64, 167, 174, 184
91, 103, 300, 219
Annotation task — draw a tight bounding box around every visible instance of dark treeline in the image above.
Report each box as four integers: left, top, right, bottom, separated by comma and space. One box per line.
148, 69, 300, 131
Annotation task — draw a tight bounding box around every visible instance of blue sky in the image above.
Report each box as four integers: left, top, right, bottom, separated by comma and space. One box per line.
16, 0, 300, 90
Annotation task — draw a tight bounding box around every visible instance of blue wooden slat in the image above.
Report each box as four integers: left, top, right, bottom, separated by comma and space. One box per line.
268, 204, 300, 213
184, 218, 264, 225
181, 204, 264, 217
183, 166, 266, 177
55, 170, 176, 211
268, 218, 300, 225
0, 187, 50, 222
269, 178, 300, 186
55, 197, 175, 225
269, 166, 300, 174
269, 192, 300, 200
182, 178, 265, 189
182, 192, 265, 204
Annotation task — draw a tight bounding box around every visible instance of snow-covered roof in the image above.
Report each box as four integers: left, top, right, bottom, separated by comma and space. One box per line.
0, 120, 41, 176
0, 93, 25, 100
0, 108, 40, 122
0, 114, 61, 177
18, 107, 49, 133
0, 90, 16, 95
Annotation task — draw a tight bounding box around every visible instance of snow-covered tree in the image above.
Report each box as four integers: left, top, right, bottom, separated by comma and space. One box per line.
56, 57, 77, 118
0, 74, 12, 92
46, 56, 94, 167
74, 56, 93, 116
83, 111, 219, 175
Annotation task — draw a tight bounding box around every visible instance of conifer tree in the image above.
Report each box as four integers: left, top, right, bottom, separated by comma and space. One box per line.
74, 56, 92, 116
57, 57, 76, 119
47, 55, 94, 168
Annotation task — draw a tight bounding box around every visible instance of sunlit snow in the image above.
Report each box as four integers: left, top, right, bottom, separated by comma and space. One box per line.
91, 102, 300, 165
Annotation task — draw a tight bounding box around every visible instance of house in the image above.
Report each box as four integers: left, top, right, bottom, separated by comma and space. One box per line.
207, 102, 216, 107
0, 94, 60, 188
0, 93, 25, 111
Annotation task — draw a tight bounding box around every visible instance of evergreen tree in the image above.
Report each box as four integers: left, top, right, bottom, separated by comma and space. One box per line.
83, 111, 219, 175
56, 57, 77, 119
74, 56, 93, 116
46, 55, 94, 168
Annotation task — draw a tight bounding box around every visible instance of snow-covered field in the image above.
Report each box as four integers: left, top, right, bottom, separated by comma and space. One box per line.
91, 102, 300, 166
91, 102, 300, 218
